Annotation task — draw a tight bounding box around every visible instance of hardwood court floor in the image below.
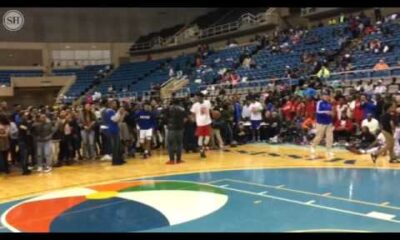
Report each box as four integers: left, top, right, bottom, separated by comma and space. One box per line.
0, 143, 398, 204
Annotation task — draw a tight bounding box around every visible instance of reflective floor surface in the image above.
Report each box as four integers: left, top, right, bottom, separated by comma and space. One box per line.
1, 144, 400, 232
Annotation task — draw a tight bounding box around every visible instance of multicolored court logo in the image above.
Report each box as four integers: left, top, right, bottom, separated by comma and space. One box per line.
3, 10, 24, 32
0, 180, 228, 232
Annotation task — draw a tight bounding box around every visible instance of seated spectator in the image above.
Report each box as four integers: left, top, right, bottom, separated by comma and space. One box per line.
316, 65, 331, 79
242, 57, 251, 69
301, 115, 316, 143
261, 111, 281, 142
370, 39, 382, 53
334, 115, 354, 142
363, 80, 374, 95
382, 44, 391, 53
374, 80, 387, 94
361, 113, 379, 135
230, 72, 240, 86
249, 59, 257, 69
346, 126, 377, 154
373, 59, 389, 71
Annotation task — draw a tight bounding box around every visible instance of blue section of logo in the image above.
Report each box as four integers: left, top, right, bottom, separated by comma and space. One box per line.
50, 197, 169, 232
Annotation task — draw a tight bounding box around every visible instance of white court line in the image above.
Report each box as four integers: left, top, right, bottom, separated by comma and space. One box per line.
218, 178, 400, 211
213, 185, 400, 224
276, 185, 285, 188
258, 191, 268, 195
306, 200, 315, 204
366, 211, 396, 221
219, 184, 229, 188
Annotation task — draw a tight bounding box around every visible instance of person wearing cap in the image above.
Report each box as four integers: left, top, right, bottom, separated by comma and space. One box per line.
310, 90, 334, 159
190, 92, 212, 158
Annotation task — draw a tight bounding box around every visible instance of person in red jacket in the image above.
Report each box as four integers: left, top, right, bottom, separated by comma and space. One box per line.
334, 115, 354, 142
305, 97, 316, 118
281, 98, 294, 121
296, 98, 306, 118
351, 95, 364, 126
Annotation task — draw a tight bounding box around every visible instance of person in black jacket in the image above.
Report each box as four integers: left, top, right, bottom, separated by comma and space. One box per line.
346, 126, 376, 154
18, 111, 32, 175
164, 98, 186, 164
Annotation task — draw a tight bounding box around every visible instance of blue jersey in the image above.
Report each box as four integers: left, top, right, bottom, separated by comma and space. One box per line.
316, 100, 332, 125
136, 110, 155, 130
104, 108, 119, 135
362, 101, 377, 119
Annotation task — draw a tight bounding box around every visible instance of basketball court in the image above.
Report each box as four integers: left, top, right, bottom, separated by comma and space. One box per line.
1, 144, 400, 232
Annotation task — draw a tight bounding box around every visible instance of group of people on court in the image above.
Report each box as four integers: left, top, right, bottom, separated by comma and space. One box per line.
310, 90, 399, 163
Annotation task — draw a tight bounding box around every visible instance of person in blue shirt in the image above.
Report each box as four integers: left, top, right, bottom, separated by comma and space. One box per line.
361, 95, 377, 119
135, 102, 155, 159
310, 90, 334, 159
104, 99, 126, 166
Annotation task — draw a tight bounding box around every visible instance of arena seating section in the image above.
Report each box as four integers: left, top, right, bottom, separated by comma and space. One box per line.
58, 19, 400, 101
0, 70, 43, 86
53, 65, 107, 101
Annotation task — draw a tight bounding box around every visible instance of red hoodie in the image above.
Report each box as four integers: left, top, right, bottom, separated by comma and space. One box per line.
334, 119, 353, 132
305, 99, 316, 118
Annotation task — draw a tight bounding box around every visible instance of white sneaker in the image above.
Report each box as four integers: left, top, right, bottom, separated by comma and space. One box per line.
37, 167, 43, 172
43, 167, 52, 173
310, 146, 316, 154
101, 154, 112, 161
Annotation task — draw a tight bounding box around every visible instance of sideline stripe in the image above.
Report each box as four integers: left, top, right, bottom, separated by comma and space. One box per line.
217, 178, 400, 211
215, 185, 400, 224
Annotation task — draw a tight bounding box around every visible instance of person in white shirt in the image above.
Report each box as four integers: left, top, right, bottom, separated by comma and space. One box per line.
190, 92, 212, 158
374, 80, 387, 94
248, 97, 264, 142
241, 100, 251, 120
361, 114, 379, 135
363, 80, 374, 94
360, 130, 385, 155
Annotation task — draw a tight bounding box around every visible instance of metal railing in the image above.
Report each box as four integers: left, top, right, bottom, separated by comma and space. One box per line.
196, 66, 400, 92
130, 10, 272, 52
131, 36, 166, 51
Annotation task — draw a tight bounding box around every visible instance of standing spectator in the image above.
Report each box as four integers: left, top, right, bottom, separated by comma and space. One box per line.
371, 102, 399, 163
79, 103, 97, 160
249, 97, 264, 142
32, 113, 59, 173
310, 91, 334, 159
164, 98, 186, 164
374, 8, 382, 22
18, 111, 32, 175
104, 100, 126, 166
0, 115, 10, 174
